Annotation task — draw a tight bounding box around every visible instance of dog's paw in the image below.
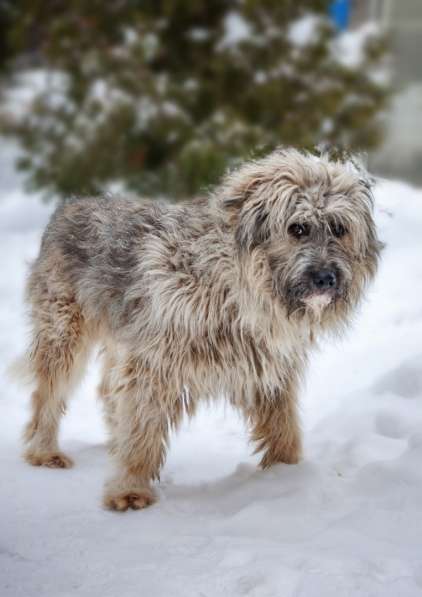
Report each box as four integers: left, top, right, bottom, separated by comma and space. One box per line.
260, 441, 302, 468
103, 471, 157, 512
103, 487, 156, 511
24, 450, 74, 469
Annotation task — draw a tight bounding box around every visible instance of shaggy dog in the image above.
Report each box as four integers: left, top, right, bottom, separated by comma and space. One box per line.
19, 148, 382, 510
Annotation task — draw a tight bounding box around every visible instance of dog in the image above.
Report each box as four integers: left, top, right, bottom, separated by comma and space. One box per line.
19, 148, 382, 510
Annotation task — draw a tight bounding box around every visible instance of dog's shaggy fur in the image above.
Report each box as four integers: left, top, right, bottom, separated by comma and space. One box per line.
19, 148, 382, 510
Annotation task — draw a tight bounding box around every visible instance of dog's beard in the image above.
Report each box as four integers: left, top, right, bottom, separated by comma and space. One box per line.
282, 282, 337, 319
302, 291, 333, 319
304, 292, 332, 308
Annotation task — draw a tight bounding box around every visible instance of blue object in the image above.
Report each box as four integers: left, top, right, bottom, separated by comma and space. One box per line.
330, 0, 350, 31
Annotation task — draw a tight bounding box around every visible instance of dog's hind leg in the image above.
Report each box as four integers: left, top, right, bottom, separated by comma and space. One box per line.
97, 345, 119, 441
103, 362, 184, 511
23, 288, 91, 469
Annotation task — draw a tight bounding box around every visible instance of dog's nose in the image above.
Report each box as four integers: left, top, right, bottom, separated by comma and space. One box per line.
311, 269, 337, 291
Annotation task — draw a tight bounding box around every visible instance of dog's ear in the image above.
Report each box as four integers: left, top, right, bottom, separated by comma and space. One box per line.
222, 171, 272, 252
235, 204, 271, 252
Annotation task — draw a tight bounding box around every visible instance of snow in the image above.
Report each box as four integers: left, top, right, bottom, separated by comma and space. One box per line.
220, 12, 252, 48
1, 144, 422, 596
288, 14, 322, 47
2, 70, 69, 118
334, 22, 381, 69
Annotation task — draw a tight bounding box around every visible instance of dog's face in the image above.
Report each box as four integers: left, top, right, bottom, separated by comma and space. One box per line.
221, 149, 382, 322
264, 185, 379, 318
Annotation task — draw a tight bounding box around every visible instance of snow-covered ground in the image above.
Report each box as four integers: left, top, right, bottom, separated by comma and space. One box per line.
1, 143, 422, 597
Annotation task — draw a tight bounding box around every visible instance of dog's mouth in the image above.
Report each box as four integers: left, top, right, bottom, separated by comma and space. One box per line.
302, 290, 334, 309
284, 286, 337, 317
300, 289, 337, 318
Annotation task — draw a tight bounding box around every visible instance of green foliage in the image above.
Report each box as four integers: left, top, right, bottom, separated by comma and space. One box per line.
0, 0, 390, 199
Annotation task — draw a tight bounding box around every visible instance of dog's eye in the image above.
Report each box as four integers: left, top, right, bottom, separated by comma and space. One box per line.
330, 223, 347, 238
288, 223, 310, 239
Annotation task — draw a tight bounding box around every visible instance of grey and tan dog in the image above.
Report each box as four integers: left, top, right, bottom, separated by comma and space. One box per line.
19, 148, 382, 510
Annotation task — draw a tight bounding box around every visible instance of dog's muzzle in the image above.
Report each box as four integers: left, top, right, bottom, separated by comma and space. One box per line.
302, 267, 341, 311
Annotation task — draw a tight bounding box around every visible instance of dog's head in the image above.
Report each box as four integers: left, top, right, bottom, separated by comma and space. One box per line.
219, 148, 383, 323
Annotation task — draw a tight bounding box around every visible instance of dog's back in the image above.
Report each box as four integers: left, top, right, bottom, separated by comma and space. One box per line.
30, 197, 158, 324
28, 196, 213, 330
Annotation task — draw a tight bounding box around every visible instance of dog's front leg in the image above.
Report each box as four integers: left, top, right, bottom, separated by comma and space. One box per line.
245, 381, 303, 468
103, 365, 182, 511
